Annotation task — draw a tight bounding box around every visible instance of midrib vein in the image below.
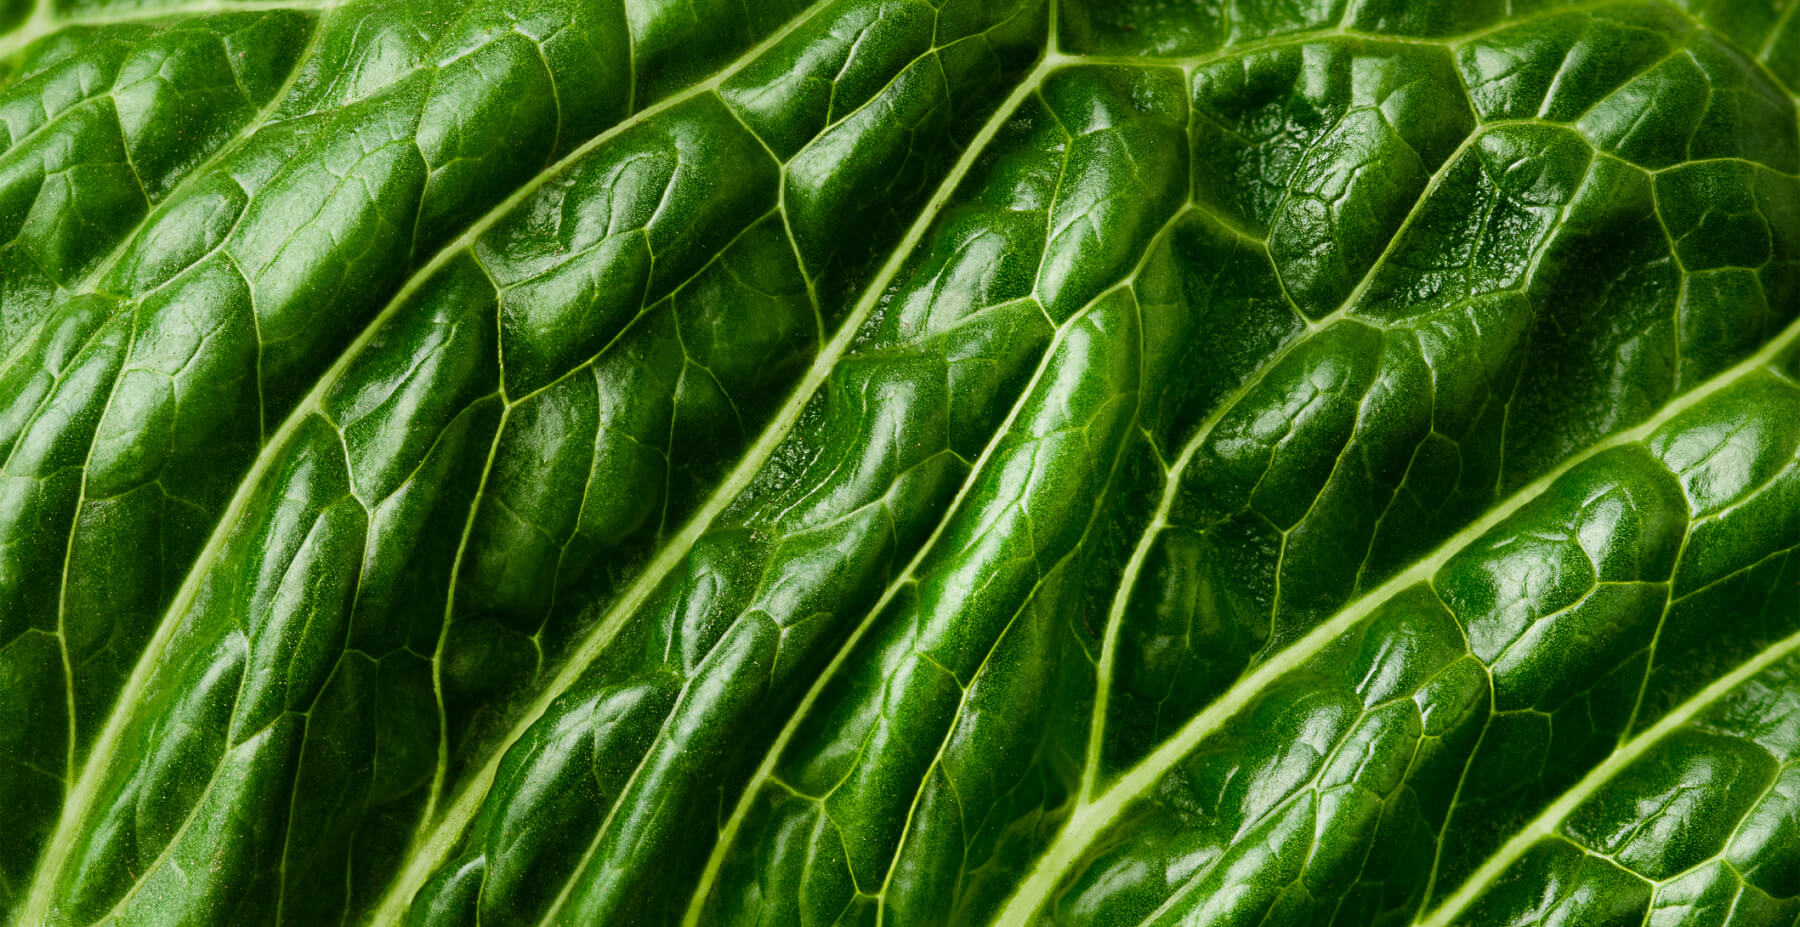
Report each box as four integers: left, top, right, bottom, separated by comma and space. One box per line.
990, 309, 1800, 927
17, 3, 836, 923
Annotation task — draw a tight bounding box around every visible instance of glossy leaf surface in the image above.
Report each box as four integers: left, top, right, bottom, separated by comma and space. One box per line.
2, 0, 1799, 924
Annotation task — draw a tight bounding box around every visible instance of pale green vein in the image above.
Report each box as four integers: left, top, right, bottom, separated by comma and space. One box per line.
689, 111, 1201, 920
1413, 620, 1800, 927
419, 403, 510, 832
0, 0, 336, 378
17, 3, 838, 923
677, 272, 1061, 922
367, 16, 1062, 925
992, 308, 1800, 927
1760, 0, 1800, 63
0, 0, 346, 64
1080, 110, 1556, 800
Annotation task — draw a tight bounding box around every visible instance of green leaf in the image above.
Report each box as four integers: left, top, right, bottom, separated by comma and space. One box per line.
2, 1, 1798, 925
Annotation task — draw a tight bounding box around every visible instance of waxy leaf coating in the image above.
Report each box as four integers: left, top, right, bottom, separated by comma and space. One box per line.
2, 0, 1799, 925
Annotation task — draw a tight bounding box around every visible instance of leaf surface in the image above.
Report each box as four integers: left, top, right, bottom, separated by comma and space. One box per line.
2, 1, 1798, 925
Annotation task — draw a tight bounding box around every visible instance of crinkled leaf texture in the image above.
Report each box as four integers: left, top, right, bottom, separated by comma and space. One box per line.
3, 0, 1800, 924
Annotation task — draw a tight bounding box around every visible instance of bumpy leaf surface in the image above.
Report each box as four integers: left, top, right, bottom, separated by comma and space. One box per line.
2, 0, 1799, 924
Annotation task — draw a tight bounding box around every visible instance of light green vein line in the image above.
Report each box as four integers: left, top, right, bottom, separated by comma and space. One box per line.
0, 0, 346, 61
678, 297, 1063, 923
992, 309, 1800, 927
18, 3, 837, 923
688, 65, 1195, 912
420, 404, 510, 832
1414, 620, 1800, 927
1079, 110, 1537, 799
1761, 0, 1800, 63
0, 0, 338, 379
37, 0, 338, 744
369, 23, 1066, 927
